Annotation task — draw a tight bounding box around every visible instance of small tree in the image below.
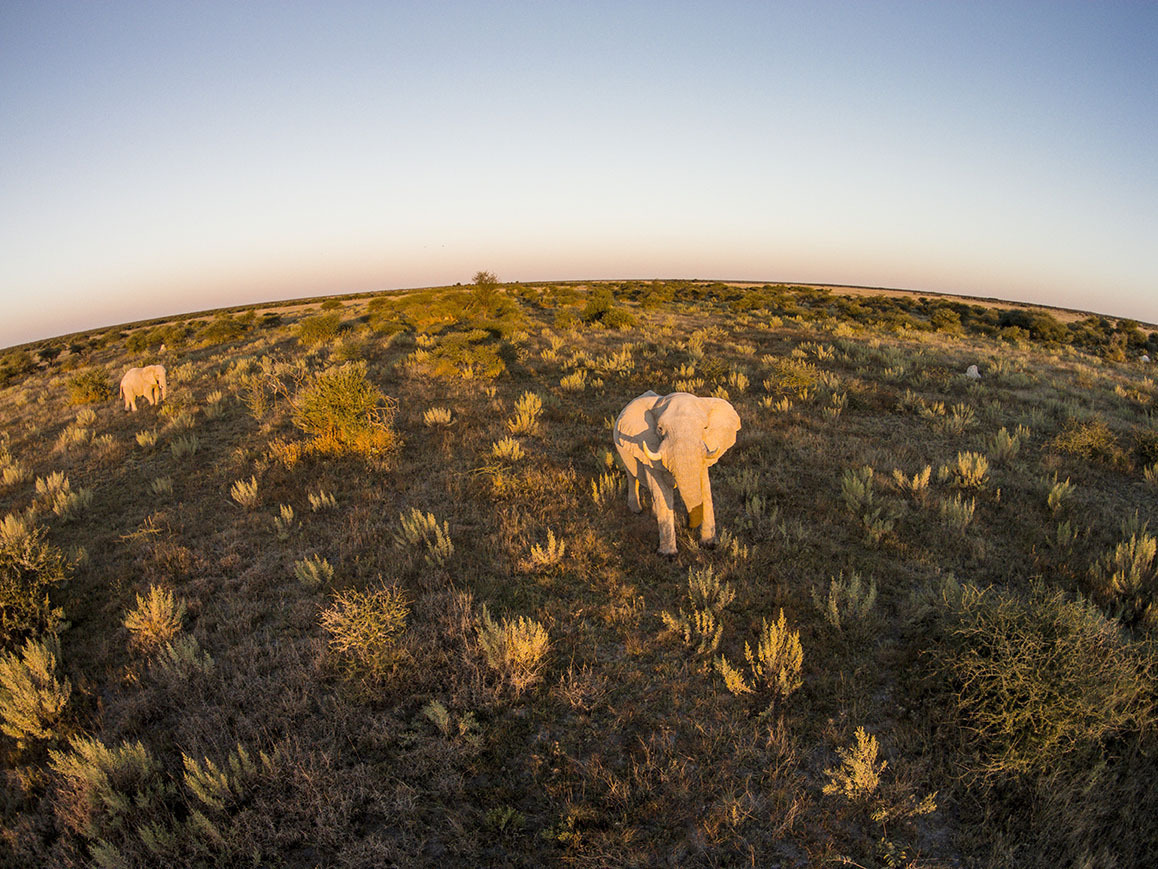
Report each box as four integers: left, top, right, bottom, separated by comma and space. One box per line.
471, 271, 500, 314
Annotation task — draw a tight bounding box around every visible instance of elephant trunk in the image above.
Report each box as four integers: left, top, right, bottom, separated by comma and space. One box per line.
669, 451, 706, 529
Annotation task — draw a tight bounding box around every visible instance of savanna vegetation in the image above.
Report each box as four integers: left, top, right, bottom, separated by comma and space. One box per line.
1, 277, 1156, 866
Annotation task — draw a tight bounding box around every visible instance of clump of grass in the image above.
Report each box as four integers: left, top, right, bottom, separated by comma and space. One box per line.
891, 465, 931, 503
589, 471, 624, 507
308, 488, 336, 511
0, 511, 35, 547
421, 699, 482, 747
150, 476, 173, 497
823, 391, 847, 421
525, 529, 566, 572
742, 609, 803, 701
823, 727, 885, 802
1144, 462, 1158, 486
941, 450, 989, 489
34, 471, 93, 522
989, 426, 1021, 464
393, 508, 454, 567
54, 423, 91, 453
664, 607, 723, 657
135, 429, 159, 450
812, 571, 878, 633
293, 554, 334, 588
320, 585, 409, 684
154, 634, 214, 679
183, 742, 271, 814
841, 466, 897, 546
0, 445, 31, 488
492, 436, 525, 462
0, 634, 71, 748
663, 569, 735, 660
944, 402, 977, 435
272, 504, 295, 539
1045, 473, 1075, 514
170, 434, 199, 458
939, 494, 976, 533
1088, 529, 1157, 625
560, 370, 587, 392
841, 466, 876, 514
477, 604, 550, 695
123, 585, 186, 654
292, 362, 396, 458
422, 406, 453, 427
714, 655, 754, 696
49, 735, 169, 857
507, 391, 543, 435
229, 475, 259, 509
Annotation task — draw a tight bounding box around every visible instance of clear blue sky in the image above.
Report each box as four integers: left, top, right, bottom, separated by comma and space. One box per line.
2, 1, 1156, 348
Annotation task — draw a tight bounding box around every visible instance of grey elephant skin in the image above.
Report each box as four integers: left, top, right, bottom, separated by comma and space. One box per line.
119, 365, 167, 412
613, 390, 741, 555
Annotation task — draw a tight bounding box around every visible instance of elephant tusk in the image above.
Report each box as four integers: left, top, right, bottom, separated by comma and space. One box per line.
642, 440, 663, 462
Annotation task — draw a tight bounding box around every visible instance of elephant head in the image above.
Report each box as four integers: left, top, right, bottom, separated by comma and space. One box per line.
146, 365, 168, 402
613, 391, 741, 554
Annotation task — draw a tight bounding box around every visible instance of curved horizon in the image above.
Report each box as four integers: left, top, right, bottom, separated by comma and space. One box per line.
8, 274, 1152, 352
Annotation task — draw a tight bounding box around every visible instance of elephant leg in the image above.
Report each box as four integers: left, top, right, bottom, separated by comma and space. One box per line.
644, 468, 677, 555
626, 472, 643, 513
699, 470, 717, 547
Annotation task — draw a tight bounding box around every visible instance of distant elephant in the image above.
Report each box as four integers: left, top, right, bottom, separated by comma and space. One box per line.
613, 391, 741, 555
119, 365, 167, 412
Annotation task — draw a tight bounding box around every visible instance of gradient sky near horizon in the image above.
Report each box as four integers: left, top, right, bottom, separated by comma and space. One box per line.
2, 1, 1156, 348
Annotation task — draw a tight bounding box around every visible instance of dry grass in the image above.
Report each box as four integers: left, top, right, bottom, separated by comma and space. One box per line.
0, 280, 1156, 866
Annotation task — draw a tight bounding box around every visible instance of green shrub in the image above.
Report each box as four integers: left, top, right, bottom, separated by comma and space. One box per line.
1051, 417, 1127, 467
0, 523, 71, 647
67, 369, 113, 405
0, 634, 71, 748
919, 581, 1156, 783
320, 585, 409, 684
0, 349, 35, 387
291, 362, 397, 458
297, 312, 342, 348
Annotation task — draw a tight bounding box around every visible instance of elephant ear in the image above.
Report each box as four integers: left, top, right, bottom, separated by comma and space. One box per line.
703, 398, 741, 465
614, 391, 661, 441
614, 390, 663, 465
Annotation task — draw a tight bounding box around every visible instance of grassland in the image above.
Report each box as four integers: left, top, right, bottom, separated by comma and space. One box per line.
1, 280, 1156, 867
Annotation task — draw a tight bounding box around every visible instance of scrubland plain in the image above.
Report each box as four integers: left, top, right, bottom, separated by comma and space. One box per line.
1, 280, 1157, 867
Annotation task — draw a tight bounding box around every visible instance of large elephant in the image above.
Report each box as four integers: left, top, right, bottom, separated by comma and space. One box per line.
119, 365, 167, 412
613, 391, 741, 555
